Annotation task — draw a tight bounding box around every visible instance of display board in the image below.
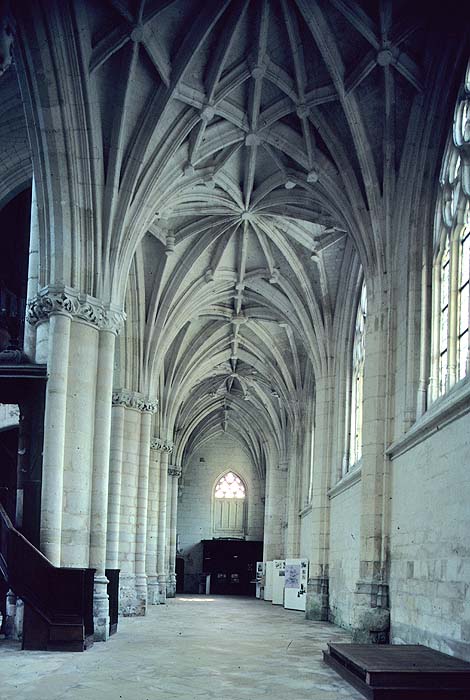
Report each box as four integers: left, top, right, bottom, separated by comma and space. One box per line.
283, 558, 308, 611
272, 559, 285, 605
263, 560, 273, 601
255, 561, 265, 599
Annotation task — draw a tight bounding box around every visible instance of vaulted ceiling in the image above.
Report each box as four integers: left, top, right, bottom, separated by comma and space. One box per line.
7, 0, 462, 477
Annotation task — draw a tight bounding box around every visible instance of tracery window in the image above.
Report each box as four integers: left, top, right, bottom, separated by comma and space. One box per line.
430, 60, 470, 400
214, 472, 246, 499
348, 281, 367, 470
213, 472, 246, 536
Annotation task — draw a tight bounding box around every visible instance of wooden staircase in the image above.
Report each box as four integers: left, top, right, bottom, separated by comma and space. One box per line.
0, 501, 95, 651
323, 642, 470, 699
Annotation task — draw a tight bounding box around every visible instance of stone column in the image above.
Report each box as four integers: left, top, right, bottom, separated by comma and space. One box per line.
89, 309, 124, 641
146, 440, 162, 604
61, 317, 99, 568
27, 290, 74, 566
165, 474, 172, 595
106, 399, 126, 569
157, 444, 172, 603
306, 374, 333, 621
23, 177, 39, 360
285, 432, 300, 558
167, 465, 181, 598
134, 401, 158, 614
263, 458, 288, 562
351, 276, 391, 643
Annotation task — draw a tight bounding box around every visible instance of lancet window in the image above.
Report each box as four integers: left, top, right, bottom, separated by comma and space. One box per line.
348, 281, 367, 469
430, 60, 470, 399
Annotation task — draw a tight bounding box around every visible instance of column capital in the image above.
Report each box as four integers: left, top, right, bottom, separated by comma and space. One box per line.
27, 285, 126, 333
150, 437, 173, 452
168, 465, 182, 478
112, 388, 158, 412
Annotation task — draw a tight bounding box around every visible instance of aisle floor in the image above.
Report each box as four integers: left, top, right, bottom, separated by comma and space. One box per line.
0, 595, 363, 700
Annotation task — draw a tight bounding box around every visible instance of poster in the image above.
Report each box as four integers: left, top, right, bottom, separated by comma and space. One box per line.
284, 563, 300, 588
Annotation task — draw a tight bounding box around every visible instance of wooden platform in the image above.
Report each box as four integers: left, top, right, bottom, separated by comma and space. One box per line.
323, 643, 470, 699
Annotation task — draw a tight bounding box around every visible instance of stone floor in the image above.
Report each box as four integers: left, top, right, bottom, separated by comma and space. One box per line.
0, 595, 363, 700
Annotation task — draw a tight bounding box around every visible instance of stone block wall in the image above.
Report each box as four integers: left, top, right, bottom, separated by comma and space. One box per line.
328, 479, 361, 628
178, 435, 264, 591
390, 412, 470, 660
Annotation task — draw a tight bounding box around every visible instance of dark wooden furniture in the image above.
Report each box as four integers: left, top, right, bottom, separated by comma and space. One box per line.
201, 539, 263, 596
0, 501, 95, 651
323, 643, 470, 699
105, 568, 120, 636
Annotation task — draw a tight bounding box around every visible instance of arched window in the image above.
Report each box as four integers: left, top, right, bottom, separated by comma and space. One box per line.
430, 60, 470, 400
213, 471, 246, 536
348, 281, 367, 470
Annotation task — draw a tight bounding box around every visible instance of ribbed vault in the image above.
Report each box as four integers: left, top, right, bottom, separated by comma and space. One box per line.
12, 0, 460, 479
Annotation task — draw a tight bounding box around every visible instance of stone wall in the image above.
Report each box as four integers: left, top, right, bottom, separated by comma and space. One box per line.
328, 478, 361, 629
178, 435, 264, 593
390, 412, 470, 660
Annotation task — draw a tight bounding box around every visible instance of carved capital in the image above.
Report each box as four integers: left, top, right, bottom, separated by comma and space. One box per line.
168, 465, 182, 478
140, 398, 158, 413
151, 437, 173, 452
27, 285, 81, 324
101, 305, 126, 335
150, 437, 165, 451
112, 388, 158, 412
27, 286, 126, 334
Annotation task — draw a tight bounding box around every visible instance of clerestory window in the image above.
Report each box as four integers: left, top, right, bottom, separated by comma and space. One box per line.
430, 60, 470, 400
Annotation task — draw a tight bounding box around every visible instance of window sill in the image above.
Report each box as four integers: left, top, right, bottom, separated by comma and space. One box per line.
328, 464, 362, 499
387, 375, 470, 460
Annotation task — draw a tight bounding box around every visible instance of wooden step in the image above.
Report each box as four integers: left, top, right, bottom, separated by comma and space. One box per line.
323, 643, 470, 700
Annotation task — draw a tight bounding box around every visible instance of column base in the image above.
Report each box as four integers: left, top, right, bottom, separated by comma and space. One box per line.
157, 574, 167, 604
351, 581, 390, 644
93, 575, 110, 642
305, 576, 329, 621
147, 575, 159, 605
166, 573, 176, 599
119, 574, 147, 616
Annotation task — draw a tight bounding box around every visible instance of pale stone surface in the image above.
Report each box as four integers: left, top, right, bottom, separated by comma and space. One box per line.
178, 436, 264, 591
1, 0, 469, 662
390, 412, 470, 661
0, 597, 363, 700
328, 480, 361, 628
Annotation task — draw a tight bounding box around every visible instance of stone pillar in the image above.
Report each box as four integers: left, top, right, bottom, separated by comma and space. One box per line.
167, 465, 181, 598
157, 444, 172, 603
61, 318, 99, 567
306, 374, 333, 621
23, 177, 39, 360
285, 432, 300, 558
114, 391, 153, 616
134, 402, 158, 613
106, 401, 126, 569
89, 309, 124, 642
28, 293, 73, 566
165, 473, 172, 596
263, 458, 288, 562
351, 276, 391, 643
146, 441, 162, 604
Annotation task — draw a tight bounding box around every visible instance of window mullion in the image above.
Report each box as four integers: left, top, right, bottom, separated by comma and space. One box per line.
429, 262, 442, 402
447, 235, 460, 389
